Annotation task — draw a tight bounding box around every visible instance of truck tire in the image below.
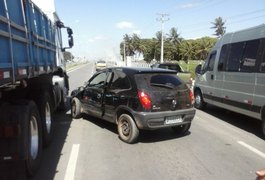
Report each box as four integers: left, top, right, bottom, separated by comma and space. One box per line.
171, 123, 191, 135
25, 101, 43, 177
117, 114, 139, 144
34, 91, 53, 147
58, 90, 68, 111
194, 89, 206, 109
71, 97, 82, 119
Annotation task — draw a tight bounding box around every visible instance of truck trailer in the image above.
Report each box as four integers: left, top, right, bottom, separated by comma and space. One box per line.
0, 0, 73, 177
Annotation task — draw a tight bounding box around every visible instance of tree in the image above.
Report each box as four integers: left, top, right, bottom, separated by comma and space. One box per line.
179, 40, 195, 63
167, 27, 182, 45
166, 27, 183, 60
211, 17, 226, 37
195, 37, 217, 60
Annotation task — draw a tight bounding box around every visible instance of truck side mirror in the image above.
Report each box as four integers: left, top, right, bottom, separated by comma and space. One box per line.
68, 35, 74, 48
67, 27, 73, 35
195, 64, 202, 75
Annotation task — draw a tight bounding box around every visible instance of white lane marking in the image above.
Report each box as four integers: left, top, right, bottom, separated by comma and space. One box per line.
64, 144, 80, 180
237, 141, 265, 159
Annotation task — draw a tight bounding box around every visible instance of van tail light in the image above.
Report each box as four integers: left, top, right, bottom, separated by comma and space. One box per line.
189, 90, 194, 105
138, 90, 151, 110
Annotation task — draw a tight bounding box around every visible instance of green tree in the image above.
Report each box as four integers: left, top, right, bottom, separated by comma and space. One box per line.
179, 40, 195, 62
195, 37, 217, 60
211, 17, 226, 37
166, 27, 183, 60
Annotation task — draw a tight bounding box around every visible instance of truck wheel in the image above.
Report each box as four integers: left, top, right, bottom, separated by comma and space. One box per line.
35, 91, 53, 147
171, 123, 191, 135
26, 101, 43, 177
194, 90, 206, 109
58, 90, 68, 111
71, 97, 82, 119
117, 114, 139, 144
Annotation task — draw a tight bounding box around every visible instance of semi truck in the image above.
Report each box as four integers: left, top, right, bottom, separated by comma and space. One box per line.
0, 0, 73, 177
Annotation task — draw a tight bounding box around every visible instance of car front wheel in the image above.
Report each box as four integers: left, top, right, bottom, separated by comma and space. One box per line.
117, 114, 139, 144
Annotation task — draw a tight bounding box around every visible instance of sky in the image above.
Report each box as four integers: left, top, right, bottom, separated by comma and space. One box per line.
33, 0, 265, 61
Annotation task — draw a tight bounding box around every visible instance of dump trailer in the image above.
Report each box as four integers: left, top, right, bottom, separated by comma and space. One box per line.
0, 0, 73, 177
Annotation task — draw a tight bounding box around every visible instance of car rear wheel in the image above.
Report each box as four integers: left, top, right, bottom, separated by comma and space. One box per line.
171, 123, 191, 135
194, 90, 206, 109
71, 97, 82, 119
117, 114, 139, 144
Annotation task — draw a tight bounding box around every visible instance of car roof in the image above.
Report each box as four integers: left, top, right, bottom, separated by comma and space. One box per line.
106, 67, 176, 74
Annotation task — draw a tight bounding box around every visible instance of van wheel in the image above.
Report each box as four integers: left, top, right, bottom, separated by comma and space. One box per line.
194, 90, 206, 109
117, 114, 139, 144
171, 123, 191, 135
71, 97, 82, 119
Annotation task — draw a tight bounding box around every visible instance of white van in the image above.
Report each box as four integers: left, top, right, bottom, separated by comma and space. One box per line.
194, 24, 265, 138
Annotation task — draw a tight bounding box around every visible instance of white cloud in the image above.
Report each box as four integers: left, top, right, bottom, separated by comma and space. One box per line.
179, 3, 197, 9
116, 21, 134, 29
74, 19, 80, 23
87, 36, 108, 43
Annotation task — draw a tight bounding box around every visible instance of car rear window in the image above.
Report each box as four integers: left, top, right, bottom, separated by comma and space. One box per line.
134, 73, 184, 90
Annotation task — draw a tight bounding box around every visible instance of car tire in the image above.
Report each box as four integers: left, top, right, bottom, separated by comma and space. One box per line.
171, 123, 191, 135
194, 90, 206, 109
117, 114, 139, 144
71, 97, 82, 119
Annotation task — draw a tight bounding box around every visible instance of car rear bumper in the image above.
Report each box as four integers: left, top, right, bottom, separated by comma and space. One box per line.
132, 108, 196, 130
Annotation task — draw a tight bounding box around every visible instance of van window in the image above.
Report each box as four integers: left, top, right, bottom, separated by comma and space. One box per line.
239, 39, 260, 72
226, 42, 245, 72
201, 51, 216, 73
218, 45, 229, 71
207, 51, 216, 71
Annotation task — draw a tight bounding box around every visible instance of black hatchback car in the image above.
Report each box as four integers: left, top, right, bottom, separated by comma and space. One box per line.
71, 67, 196, 143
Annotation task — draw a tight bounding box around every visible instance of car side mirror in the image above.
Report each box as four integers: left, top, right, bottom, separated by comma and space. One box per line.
195, 64, 202, 75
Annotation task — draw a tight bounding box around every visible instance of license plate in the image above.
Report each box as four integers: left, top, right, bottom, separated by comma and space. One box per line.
165, 116, 183, 125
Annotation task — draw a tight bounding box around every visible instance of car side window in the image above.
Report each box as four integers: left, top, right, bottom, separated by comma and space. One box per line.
109, 70, 130, 90
89, 72, 108, 88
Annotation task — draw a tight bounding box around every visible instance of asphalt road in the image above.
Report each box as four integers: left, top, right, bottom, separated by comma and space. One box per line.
32, 63, 265, 180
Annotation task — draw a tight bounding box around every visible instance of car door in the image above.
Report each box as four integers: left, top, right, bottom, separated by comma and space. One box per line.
103, 70, 131, 122
83, 70, 108, 118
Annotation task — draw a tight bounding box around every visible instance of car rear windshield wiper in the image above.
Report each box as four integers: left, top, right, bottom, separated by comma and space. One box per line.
150, 83, 174, 89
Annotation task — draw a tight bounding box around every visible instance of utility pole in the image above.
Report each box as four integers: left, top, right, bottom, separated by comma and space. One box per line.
123, 39, 127, 66
156, 13, 169, 63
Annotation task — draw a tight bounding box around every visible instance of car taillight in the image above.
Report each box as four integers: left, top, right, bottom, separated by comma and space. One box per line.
138, 90, 151, 110
189, 90, 194, 104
